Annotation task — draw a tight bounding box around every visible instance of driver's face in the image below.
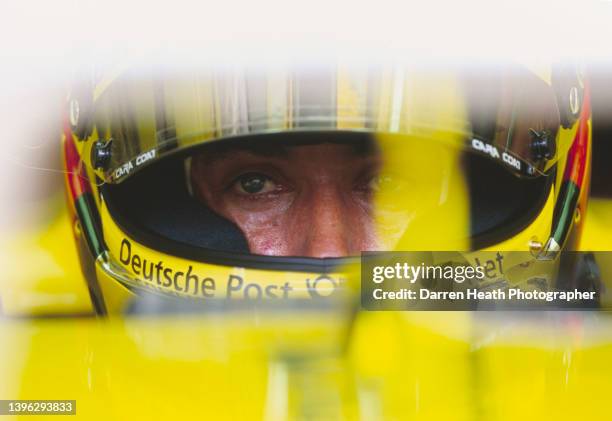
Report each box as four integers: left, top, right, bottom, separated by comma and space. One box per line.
191, 142, 381, 257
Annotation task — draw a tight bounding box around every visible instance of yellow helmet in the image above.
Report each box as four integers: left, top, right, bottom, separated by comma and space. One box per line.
62, 58, 592, 314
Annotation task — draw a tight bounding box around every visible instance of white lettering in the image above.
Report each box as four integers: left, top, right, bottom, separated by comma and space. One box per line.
135, 149, 156, 166
502, 152, 521, 170
419, 288, 464, 300
114, 161, 134, 179
472, 138, 500, 159
409, 266, 421, 283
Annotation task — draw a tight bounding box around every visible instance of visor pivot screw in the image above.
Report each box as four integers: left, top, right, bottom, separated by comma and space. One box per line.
529, 237, 543, 257
529, 129, 555, 161
91, 139, 113, 170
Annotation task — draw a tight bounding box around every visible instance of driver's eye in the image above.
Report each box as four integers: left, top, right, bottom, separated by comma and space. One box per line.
233, 173, 277, 195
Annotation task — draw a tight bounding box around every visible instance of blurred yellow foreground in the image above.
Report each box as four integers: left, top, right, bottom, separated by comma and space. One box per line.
1, 198, 612, 420
2, 310, 611, 420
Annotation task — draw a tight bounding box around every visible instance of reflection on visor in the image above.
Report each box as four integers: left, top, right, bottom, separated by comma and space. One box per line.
80, 64, 580, 183
464, 67, 561, 175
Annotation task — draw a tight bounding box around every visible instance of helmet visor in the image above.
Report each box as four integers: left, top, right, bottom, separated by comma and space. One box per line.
84, 64, 571, 184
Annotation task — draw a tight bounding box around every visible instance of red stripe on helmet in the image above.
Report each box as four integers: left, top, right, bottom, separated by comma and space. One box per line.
563, 82, 590, 188
63, 119, 92, 201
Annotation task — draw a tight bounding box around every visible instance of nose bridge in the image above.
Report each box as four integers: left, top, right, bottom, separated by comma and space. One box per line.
301, 183, 351, 258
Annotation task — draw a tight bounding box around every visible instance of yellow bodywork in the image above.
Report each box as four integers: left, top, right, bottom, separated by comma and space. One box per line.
0, 196, 611, 419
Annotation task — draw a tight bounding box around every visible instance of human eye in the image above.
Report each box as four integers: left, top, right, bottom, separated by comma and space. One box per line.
232, 172, 279, 195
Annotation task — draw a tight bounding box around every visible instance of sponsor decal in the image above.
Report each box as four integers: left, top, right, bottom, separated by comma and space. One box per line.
114, 161, 134, 179
113, 149, 157, 180
502, 152, 521, 170
117, 238, 343, 300
471, 138, 500, 159
135, 149, 156, 166
471, 138, 521, 171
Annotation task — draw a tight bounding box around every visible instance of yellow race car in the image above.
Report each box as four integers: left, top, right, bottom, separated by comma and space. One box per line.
1, 57, 612, 420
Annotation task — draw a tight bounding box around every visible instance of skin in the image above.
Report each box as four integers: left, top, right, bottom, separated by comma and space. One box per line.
190, 142, 382, 257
